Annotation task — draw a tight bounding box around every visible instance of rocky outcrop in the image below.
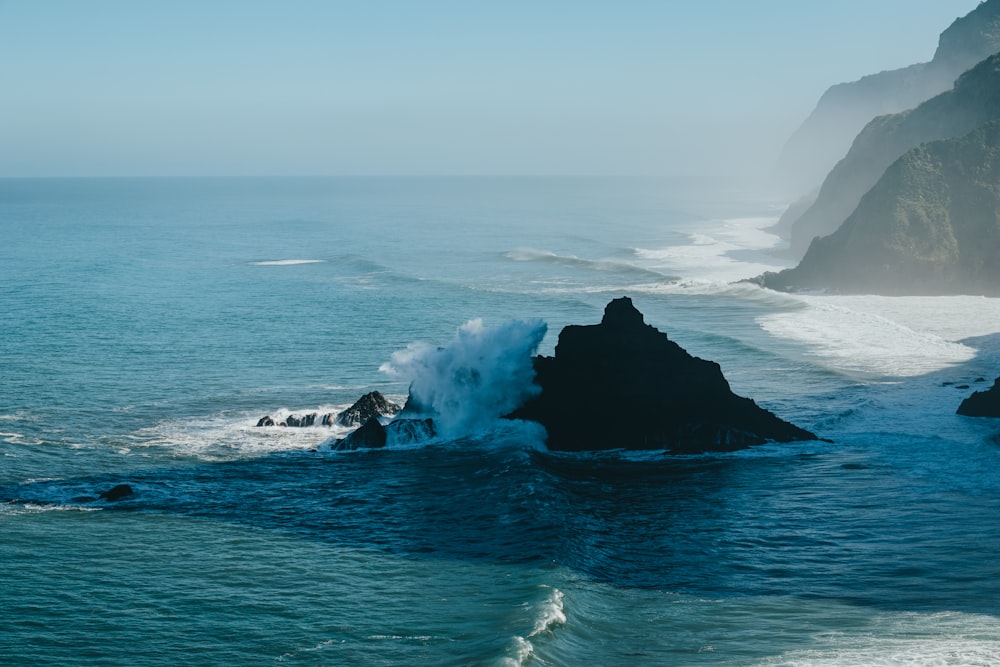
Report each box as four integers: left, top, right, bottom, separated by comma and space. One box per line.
757, 119, 1000, 296
774, 0, 1000, 195
508, 298, 817, 453
256, 392, 400, 429
335, 391, 401, 427
784, 52, 1000, 258
256, 413, 324, 427
958, 376, 1000, 417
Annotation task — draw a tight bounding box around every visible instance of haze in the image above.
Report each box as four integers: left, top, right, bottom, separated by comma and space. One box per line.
0, 0, 979, 182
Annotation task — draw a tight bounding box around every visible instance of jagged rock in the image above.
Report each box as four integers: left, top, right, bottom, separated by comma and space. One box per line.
98, 484, 134, 502
336, 391, 401, 427
958, 376, 1000, 417
335, 416, 387, 450
509, 297, 818, 453
257, 412, 321, 428
283, 413, 318, 427
255, 393, 400, 430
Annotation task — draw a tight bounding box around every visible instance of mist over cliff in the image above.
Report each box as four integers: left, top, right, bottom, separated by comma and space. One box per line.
773, 0, 1000, 196
759, 118, 1000, 296
782, 52, 1000, 259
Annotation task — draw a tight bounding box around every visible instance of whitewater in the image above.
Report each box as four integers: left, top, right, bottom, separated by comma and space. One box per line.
2, 176, 999, 666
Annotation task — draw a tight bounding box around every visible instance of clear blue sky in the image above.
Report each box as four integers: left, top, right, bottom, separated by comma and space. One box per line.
0, 0, 980, 178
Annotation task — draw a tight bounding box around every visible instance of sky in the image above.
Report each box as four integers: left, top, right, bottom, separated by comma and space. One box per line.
0, 0, 982, 180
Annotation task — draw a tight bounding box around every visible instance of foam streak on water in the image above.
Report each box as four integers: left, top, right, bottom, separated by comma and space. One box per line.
634, 215, 794, 283
758, 294, 1000, 378
249, 259, 326, 266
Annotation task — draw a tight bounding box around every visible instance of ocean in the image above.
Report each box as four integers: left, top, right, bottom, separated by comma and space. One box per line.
2, 176, 999, 666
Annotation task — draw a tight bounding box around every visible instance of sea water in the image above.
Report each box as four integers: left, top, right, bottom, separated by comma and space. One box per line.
1, 177, 999, 666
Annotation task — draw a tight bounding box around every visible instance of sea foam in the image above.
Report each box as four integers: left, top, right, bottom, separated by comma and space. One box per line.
757, 295, 994, 378
380, 318, 547, 439
760, 611, 1000, 667
249, 259, 325, 266
634, 216, 793, 284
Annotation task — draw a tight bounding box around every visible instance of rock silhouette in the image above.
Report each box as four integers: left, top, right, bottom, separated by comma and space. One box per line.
509, 297, 818, 452
958, 376, 1000, 417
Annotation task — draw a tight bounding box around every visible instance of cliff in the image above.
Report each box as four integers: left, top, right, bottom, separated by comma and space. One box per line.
774, 0, 1000, 195
784, 52, 1000, 258
757, 120, 1000, 296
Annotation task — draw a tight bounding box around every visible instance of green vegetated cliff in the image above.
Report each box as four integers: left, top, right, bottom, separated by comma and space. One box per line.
759, 119, 1000, 296
774, 0, 1000, 195
784, 52, 1000, 258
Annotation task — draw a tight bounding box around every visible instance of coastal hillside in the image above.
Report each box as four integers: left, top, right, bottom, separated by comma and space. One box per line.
784, 52, 1000, 258
758, 119, 1000, 296
774, 0, 1000, 195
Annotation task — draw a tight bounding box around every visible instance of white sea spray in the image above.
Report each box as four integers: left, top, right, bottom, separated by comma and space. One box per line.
380, 318, 547, 439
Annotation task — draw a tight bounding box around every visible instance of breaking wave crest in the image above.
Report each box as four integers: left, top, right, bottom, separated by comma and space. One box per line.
380, 318, 548, 439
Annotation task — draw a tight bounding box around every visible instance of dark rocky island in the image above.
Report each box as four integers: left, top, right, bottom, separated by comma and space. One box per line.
757, 119, 1000, 296
508, 297, 818, 453
958, 376, 1000, 417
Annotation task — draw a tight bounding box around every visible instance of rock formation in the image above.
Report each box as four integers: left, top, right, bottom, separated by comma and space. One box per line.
757, 119, 1000, 296
958, 376, 1000, 417
256, 413, 323, 427
335, 391, 401, 427
255, 391, 400, 429
774, 0, 1000, 195
508, 298, 817, 453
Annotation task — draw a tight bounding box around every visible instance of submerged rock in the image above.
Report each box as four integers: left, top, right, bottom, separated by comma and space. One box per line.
98, 484, 134, 502
509, 297, 818, 453
957, 376, 1000, 417
335, 391, 402, 427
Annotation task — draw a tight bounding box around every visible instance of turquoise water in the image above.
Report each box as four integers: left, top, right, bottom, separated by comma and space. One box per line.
2, 177, 1000, 665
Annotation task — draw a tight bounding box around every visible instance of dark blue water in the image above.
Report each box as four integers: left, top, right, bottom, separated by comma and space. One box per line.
2, 177, 999, 665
